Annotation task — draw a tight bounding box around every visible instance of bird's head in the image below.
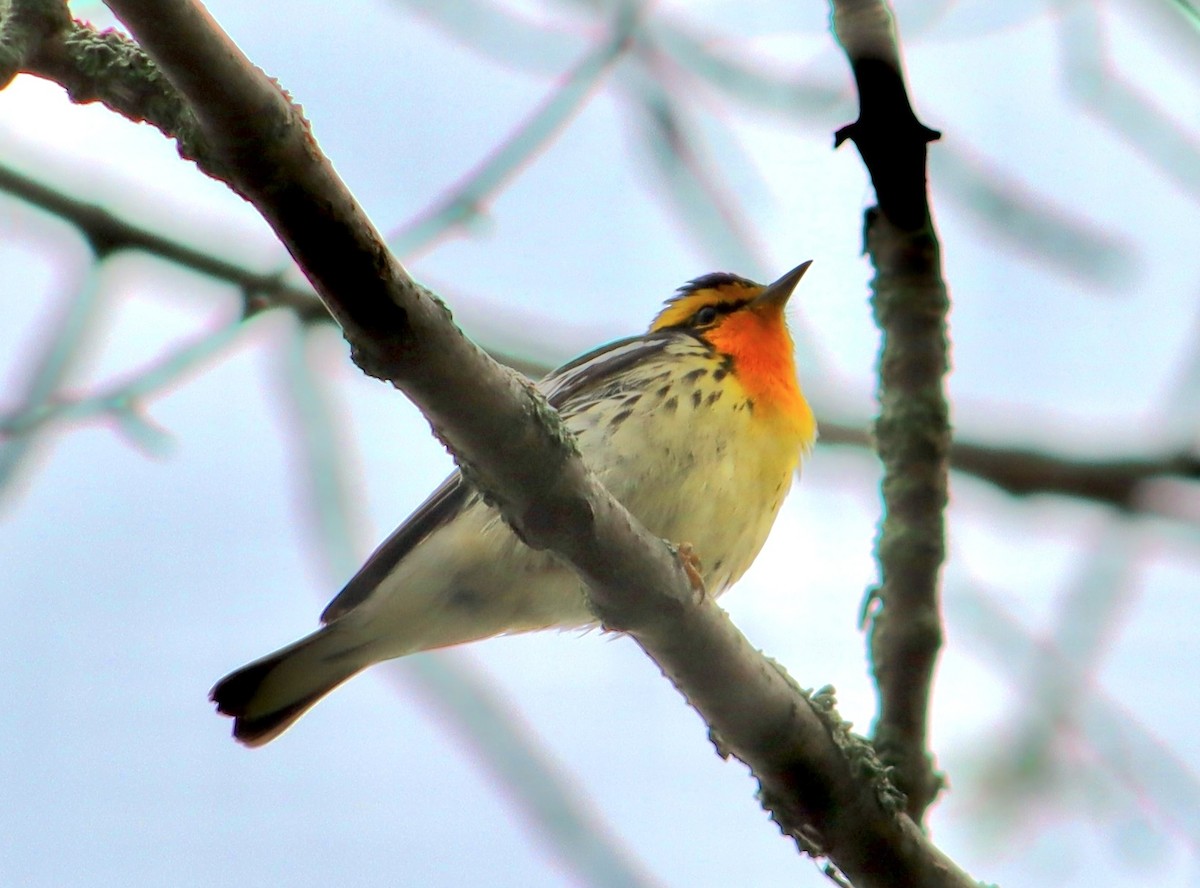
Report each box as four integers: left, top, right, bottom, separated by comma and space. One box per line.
649, 262, 814, 438
649, 261, 811, 337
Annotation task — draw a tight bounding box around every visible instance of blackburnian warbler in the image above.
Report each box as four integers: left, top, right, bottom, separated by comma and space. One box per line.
212, 262, 816, 745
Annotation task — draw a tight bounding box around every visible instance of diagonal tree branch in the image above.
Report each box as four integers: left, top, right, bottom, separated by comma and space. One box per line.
0, 0, 67, 86
0, 0, 982, 883
10, 7, 214, 169
831, 0, 949, 823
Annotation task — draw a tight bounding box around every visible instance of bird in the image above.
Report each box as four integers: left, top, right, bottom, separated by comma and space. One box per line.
211, 262, 817, 746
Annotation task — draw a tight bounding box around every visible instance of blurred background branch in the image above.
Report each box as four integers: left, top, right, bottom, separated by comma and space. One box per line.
4, 161, 1195, 519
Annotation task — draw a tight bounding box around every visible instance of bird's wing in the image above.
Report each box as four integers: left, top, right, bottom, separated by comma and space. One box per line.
539, 333, 673, 410
320, 474, 470, 623
319, 333, 677, 623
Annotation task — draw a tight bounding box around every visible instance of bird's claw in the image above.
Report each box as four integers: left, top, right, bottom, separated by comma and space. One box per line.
676, 542, 706, 602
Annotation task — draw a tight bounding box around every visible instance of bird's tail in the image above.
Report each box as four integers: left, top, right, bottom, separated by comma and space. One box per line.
210, 625, 372, 747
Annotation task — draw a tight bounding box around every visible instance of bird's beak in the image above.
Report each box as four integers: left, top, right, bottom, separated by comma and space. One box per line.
752, 260, 812, 312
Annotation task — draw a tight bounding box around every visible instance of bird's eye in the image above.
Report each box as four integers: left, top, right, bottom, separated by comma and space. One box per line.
694, 306, 719, 326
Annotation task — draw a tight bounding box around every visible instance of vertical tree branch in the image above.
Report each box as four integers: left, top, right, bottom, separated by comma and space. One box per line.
831, 0, 949, 823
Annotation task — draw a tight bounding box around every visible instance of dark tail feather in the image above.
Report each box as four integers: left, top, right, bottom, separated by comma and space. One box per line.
210, 627, 368, 747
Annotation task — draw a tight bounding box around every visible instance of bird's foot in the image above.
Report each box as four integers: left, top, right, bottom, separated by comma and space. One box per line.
675, 542, 706, 602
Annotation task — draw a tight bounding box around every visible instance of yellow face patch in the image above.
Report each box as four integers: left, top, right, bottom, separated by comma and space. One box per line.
649, 275, 763, 332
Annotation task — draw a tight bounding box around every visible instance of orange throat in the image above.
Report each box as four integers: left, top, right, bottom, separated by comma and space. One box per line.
705, 309, 815, 446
